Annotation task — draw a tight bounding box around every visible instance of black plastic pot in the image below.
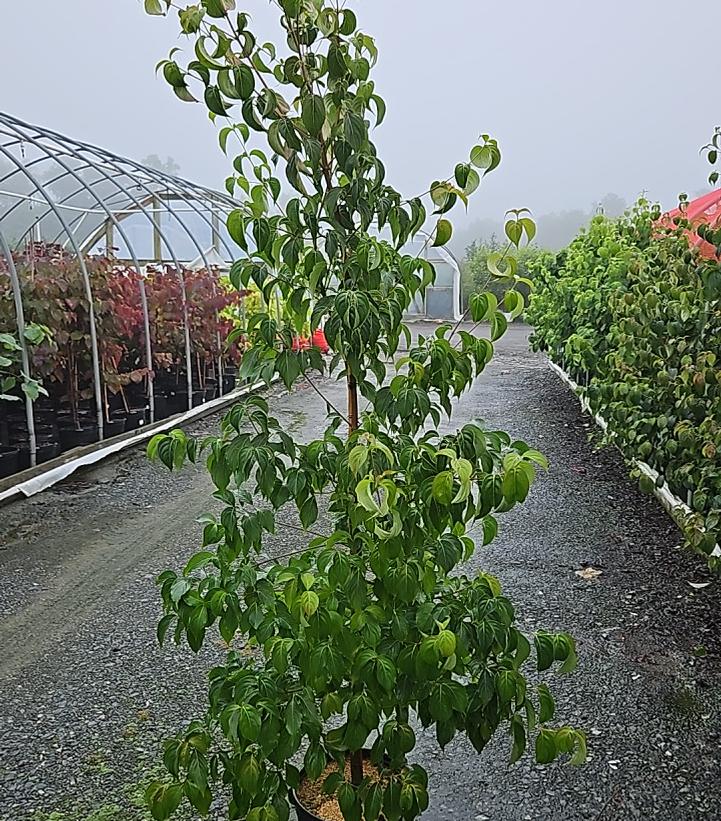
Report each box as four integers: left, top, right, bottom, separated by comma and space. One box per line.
17, 440, 62, 471
223, 374, 237, 393
289, 752, 384, 821
153, 395, 171, 420
59, 425, 99, 451
0, 446, 19, 479
155, 371, 183, 391
106, 393, 126, 413
103, 418, 126, 439
5, 406, 55, 424
57, 410, 96, 429
289, 793, 324, 821
124, 382, 147, 406
114, 408, 147, 432
204, 386, 217, 402
166, 390, 205, 415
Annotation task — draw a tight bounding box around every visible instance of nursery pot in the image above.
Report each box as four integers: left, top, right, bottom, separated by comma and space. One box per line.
222, 373, 237, 393
153, 394, 171, 420
103, 418, 126, 439
166, 389, 204, 415
0, 446, 19, 480
123, 382, 147, 407
7, 407, 57, 430
17, 438, 61, 471
59, 424, 99, 451
289, 751, 385, 821
115, 408, 147, 432
107, 393, 125, 413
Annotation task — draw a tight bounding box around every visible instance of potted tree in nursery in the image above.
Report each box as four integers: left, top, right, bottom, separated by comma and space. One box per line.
145, 2, 585, 820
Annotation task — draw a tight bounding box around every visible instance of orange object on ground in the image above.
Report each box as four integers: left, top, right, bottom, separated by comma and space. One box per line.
311, 328, 330, 353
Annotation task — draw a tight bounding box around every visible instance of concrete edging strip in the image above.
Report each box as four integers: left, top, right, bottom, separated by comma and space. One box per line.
547, 358, 721, 558
0, 377, 278, 505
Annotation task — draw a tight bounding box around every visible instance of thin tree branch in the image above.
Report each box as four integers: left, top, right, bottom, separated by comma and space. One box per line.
303, 371, 350, 424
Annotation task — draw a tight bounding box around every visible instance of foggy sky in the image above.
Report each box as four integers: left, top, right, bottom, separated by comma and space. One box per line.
1, 0, 719, 248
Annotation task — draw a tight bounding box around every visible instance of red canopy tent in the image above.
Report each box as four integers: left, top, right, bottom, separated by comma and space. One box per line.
661, 188, 721, 259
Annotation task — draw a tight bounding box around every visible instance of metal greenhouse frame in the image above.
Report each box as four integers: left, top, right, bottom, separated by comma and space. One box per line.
0, 112, 240, 467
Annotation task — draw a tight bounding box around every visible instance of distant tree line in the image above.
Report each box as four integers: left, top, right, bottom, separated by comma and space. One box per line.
457, 193, 629, 312
453, 192, 628, 259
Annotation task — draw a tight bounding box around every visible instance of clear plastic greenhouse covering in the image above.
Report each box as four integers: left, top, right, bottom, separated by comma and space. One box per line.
0, 112, 244, 473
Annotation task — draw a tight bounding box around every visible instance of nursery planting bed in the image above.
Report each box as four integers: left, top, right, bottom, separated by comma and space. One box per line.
1, 325, 721, 820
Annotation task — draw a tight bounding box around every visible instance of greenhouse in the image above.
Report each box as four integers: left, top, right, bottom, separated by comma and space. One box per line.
0, 113, 464, 482
0, 113, 247, 477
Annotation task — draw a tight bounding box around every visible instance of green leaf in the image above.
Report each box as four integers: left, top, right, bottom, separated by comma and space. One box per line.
146, 783, 182, 821
431, 471, 454, 505
505, 219, 523, 248
204, 85, 228, 116
371, 94, 386, 127
344, 111, 366, 150
302, 95, 326, 137
356, 478, 380, 513
534, 632, 554, 672
170, 577, 190, 603
535, 728, 557, 764
183, 551, 215, 575
490, 312, 508, 342
304, 742, 327, 780
538, 683, 555, 723
237, 703, 262, 741
277, 350, 301, 390
481, 515, 497, 546
239, 754, 261, 793
523, 449, 549, 470
433, 219, 452, 247
510, 714, 526, 764
375, 655, 396, 691
157, 614, 175, 646
454, 163, 470, 188
502, 461, 529, 504
299, 495, 318, 528
348, 444, 369, 475
469, 292, 490, 322
464, 167, 480, 195
227, 210, 247, 250
144, 0, 167, 14
300, 590, 320, 617
570, 731, 587, 765
23, 324, 45, 344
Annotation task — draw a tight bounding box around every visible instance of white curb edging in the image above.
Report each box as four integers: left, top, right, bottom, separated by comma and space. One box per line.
0, 377, 279, 505
547, 358, 721, 558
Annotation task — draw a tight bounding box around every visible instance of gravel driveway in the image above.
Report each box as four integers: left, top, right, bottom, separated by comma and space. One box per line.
1, 324, 720, 821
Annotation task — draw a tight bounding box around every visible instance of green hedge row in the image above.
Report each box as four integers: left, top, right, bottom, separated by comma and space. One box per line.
528, 202, 721, 565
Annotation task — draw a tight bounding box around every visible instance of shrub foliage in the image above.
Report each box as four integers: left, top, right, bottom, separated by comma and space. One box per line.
529, 201, 721, 564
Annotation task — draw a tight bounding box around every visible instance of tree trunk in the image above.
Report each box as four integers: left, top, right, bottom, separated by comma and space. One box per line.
350, 749, 364, 788
347, 369, 364, 786
347, 372, 359, 433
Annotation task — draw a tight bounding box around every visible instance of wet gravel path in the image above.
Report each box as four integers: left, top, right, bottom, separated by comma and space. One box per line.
1, 324, 720, 821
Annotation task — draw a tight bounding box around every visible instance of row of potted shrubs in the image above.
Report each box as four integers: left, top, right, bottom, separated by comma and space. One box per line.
0, 244, 245, 480
0, 364, 240, 479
